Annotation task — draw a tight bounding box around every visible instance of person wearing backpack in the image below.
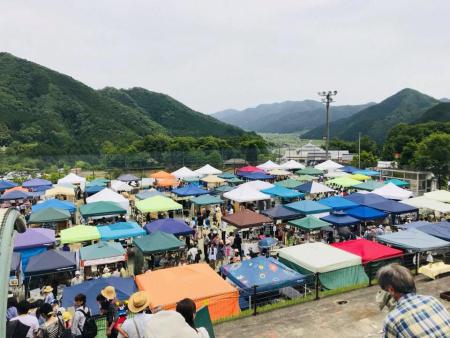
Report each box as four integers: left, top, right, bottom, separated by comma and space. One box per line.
71, 293, 97, 338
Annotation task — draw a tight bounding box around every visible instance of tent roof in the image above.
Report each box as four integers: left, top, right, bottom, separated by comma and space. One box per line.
154, 177, 178, 187
296, 175, 317, 182
144, 218, 194, 237
260, 205, 302, 221
150, 171, 175, 179
369, 200, 418, 215
222, 256, 305, 290
14, 228, 55, 250
399, 197, 450, 213
275, 178, 303, 189
80, 241, 126, 261
80, 201, 126, 217
295, 167, 323, 176
98, 221, 146, 240
339, 165, 360, 173
326, 176, 362, 188
238, 172, 274, 180
0, 190, 30, 200
200, 175, 226, 184
218, 173, 236, 179
45, 186, 75, 197
134, 231, 184, 254
344, 192, 388, 206
377, 229, 450, 251
396, 221, 431, 230
238, 180, 274, 191
314, 160, 343, 171
279, 242, 362, 273
285, 200, 332, 215
354, 180, 385, 191
372, 183, 413, 200
350, 173, 371, 181
261, 185, 304, 199
194, 164, 222, 176
32, 200, 75, 213
85, 185, 104, 195
324, 171, 350, 178
384, 178, 409, 187
136, 189, 163, 200
117, 173, 139, 182
226, 177, 244, 184
268, 169, 293, 176
172, 184, 210, 197
110, 180, 133, 192
331, 239, 403, 263
60, 225, 101, 244
22, 178, 52, 188
221, 209, 273, 229
89, 178, 110, 186
171, 167, 198, 179
424, 190, 450, 203
280, 160, 305, 170
257, 160, 281, 171
319, 196, 360, 210
353, 169, 380, 176
297, 181, 335, 194
321, 212, 360, 226
288, 216, 331, 231
25, 249, 76, 276
345, 206, 387, 220
190, 194, 224, 206
135, 195, 182, 213
28, 207, 71, 223
214, 185, 234, 193
57, 173, 86, 185
10, 252, 21, 274
223, 186, 271, 203
415, 222, 450, 241
0, 180, 17, 191
86, 188, 129, 209
237, 165, 264, 173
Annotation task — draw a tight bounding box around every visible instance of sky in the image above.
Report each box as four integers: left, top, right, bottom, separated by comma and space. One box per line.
1, 0, 449, 113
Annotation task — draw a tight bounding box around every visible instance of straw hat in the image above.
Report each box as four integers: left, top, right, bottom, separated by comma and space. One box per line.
128, 291, 151, 313
43, 286, 53, 293
62, 311, 72, 322
75, 270, 80, 276
101, 286, 116, 300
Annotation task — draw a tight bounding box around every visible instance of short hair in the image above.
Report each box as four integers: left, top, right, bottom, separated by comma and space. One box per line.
176, 298, 196, 330
39, 303, 53, 318
17, 300, 30, 315
75, 293, 86, 305
377, 263, 416, 294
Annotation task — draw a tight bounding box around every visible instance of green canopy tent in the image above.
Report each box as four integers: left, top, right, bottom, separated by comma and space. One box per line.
296, 175, 317, 182
60, 225, 101, 244
295, 167, 323, 176
191, 194, 224, 206
353, 180, 385, 191
326, 176, 362, 188
384, 178, 409, 188
80, 201, 126, 218
135, 196, 182, 214
182, 177, 200, 183
275, 178, 303, 189
226, 177, 244, 184
28, 207, 71, 224
214, 185, 234, 193
80, 241, 126, 267
289, 216, 331, 231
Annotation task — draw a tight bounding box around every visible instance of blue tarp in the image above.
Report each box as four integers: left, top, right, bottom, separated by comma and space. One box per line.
285, 200, 332, 214
344, 193, 388, 206
353, 170, 380, 176
22, 178, 52, 189
16, 247, 47, 272
144, 218, 194, 236
238, 172, 274, 180
172, 184, 210, 197
85, 185, 105, 195
339, 166, 359, 173
98, 221, 146, 240
396, 221, 430, 230
62, 277, 136, 315
319, 196, 360, 210
32, 199, 77, 213
415, 222, 450, 241
0, 180, 17, 191
10, 252, 21, 275
260, 205, 302, 221
25, 249, 77, 276
370, 200, 418, 215
377, 229, 450, 252
261, 186, 304, 199
321, 212, 360, 226
0, 190, 30, 200
346, 206, 387, 220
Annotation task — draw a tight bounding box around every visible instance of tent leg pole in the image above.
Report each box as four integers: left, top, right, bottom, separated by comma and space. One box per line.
315, 273, 320, 300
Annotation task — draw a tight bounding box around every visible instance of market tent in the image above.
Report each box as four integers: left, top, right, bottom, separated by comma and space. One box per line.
275, 178, 303, 189
89, 178, 110, 186
324, 171, 350, 178
237, 166, 264, 173
288, 216, 331, 231
140, 178, 155, 188
331, 239, 403, 264
57, 173, 86, 188
136, 263, 240, 320
415, 222, 450, 241
314, 160, 343, 171
369, 200, 418, 215
134, 231, 184, 255
225, 177, 245, 184
221, 209, 272, 229
195, 164, 222, 176
135, 189, 163, 200
354, 180, 385, 191
62, 277, 136, 316
326, 177, 361, 188
110, 180, 133, 193
10, 252, 21, 275
396, 221, 430, 230
22, 178, 52, 189
278, 242, 368, 289
223, 186, 271, 203
295, 167, 323, 176
296, 175, 317, 182
384, 178, 409, 187
171, 167, 198, 179
399, 197, 450, 213
376, 229, 450, 252
191, 194, 224, 206
28, 207, 71, 224
345, 206, 387, 220
268, 169, 293, 176
214, 185, 234, 193
321, 212, 360, 226
98, 221, 146, 240
144, 218, 194, 237
297, 181, 335, 194
32, 200, 76, 213
80, 201, 126, 218
349, 174, 370, 181
339, 166, 360, 173
238, 180, 274, 191
0, 180, 17, 191
344, 193, 388, 206
260, 205, 302, 221
200, 175, 226, 184
222, 256, 305, 292
25, 249, 76, 276
45, 186, 75, 198
372, 183, 413, 200
285, 200, 332, 215
424, 190, 450, 203
85, 185, 104, 196
172, 184, 210, 197
280, 160, 305, 170
353, 170, 380, 176
218, 173, 236, 179
0, 190, 30, 200
150, 171, 175, 180
117, 173, 139, 182
14, 228, 55, 250
135, 195, 182, 213
238, 172, 274, 180
319, 196, 360, 211
261, 186, 304, 199
257, 160, 281, 171
86, 188, 129, 211
60, 225, 101, 244
80, 241, 126, 267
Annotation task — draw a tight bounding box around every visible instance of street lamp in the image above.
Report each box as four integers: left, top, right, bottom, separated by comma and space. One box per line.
318, 90, 338, 160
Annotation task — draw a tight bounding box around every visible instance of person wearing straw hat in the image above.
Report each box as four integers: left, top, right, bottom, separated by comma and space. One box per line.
42, 286, 54, 305
102, 266, 112, 278
118, 291, 153, 338
101, 286, 118, 337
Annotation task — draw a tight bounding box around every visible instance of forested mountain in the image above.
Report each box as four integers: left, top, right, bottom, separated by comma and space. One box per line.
303, 88, 440, 143
212, 100, 373, 133
415, 102, 450, 123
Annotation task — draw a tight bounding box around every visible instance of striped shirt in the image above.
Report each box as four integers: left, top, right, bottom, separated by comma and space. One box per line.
383, 293, 450, 338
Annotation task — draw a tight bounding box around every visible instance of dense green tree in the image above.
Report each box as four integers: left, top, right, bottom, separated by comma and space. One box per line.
351, 151, 378, 169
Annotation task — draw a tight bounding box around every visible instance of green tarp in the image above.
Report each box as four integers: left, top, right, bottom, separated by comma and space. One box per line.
28, 207, 71, 224
80, 201, 126, 217
135, 196, 182, 213
60, 225, 101, 244
133, 231, 184, 254
190, 194, 224, 206
80, 241, 125, 261
289, 216, 331, 231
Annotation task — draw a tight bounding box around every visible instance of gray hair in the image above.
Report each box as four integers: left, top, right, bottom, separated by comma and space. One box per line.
377, 263, 416, 294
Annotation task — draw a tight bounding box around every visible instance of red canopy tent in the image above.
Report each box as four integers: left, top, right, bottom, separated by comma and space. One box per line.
331, 238, 403, 264
237, 166, 264, 173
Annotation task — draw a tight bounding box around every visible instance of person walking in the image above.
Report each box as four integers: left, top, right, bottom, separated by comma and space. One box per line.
36, 303, 63, 338
118, 291, 153, 338
101, 286, 118, 338
71, 293, 90, 338
10, 300, 39, 338
377, 263, 450, 337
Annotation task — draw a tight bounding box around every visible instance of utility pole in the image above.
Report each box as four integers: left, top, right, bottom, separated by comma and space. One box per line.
318, 90, 338, 160
358, 132, 361, 168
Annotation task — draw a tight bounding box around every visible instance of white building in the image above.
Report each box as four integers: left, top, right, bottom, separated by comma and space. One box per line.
282, 142, 352, 164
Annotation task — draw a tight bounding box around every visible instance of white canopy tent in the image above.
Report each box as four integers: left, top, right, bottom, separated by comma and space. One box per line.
223, 186, 271, 203
372, 183, 413, 200
400, 196, 450, 213
324, 171, 350, 178
238, 180, 274, 191
194, 164, 222, 176
140, 178, 155, 188
424, 190, 450, 203
57, 173, 86, 189
171, 167, 199, 179
257, 160, 281, 171
303, 181, 336, 194
86, 188, 130, 212
314, 160, 343, 171
280, 160, 305, 170
110, 180, 133, 193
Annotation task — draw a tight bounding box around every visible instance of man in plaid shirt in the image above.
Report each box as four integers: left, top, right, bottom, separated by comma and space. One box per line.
377, 263, 450, 337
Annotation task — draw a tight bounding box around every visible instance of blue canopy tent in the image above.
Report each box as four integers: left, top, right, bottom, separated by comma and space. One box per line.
261, 186, 304, 199
415, 222, 450, 242
0, 180, 17, 192
85, 184, 105, 196
0, 190, 30, 201
98, 221, 146, 240
344, 193, 388, 206
285, 200, 332, 215
14, 228, 56, 269
259, 237, 278, 248
384, 178, 409, 187
377, 229, 450, 252
144, 218, 194, 237
321, 212, 360, 226
238, 172, 274, 180
260, 205, 302, 221
396, 221, 430, 230
218, 173, 236, 179
10, 252, 21, 276
172, 184, 210, 197
319, 196, 360, 211
339, 166, 359, 173
32, 199, 76, 214
62, 277, 136, 315
353, 170, 380, 176
369, 200, 418, 215
24, 249, 77, 277
117, 174, 140, 182
22, 178, 52, 190
346, 206, 387, 221
136, 190, 163, 200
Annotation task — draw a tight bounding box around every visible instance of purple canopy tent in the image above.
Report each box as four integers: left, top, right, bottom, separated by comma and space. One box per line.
14, 228, 56, 250
144, 218, 194, 237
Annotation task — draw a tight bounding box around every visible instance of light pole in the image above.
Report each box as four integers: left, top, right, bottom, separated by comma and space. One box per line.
318, 90, 338, 160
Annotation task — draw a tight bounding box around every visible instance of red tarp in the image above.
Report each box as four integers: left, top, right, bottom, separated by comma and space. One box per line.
331, 238, 403, 264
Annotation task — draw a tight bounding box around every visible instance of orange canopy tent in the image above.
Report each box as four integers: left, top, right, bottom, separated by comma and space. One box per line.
155, 179, 179, 187
150, 171, 175, 180
5, 186, 29, 193
136, 263, 240, 320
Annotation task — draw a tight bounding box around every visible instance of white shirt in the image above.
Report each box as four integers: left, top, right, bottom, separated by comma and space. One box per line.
119, 313, 153, 338
71, 306, 89, 336
10, 314, 39, 338
188, 247, 198, 260
71, 276, 83, 286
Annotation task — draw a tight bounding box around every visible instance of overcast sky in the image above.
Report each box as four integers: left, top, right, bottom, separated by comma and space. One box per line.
1, 0, 449, 113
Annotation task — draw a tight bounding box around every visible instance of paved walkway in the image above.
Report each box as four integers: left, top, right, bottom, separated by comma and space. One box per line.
214, 275, 450, 338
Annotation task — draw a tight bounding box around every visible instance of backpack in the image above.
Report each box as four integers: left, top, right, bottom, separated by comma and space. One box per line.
77, 309, 98, 338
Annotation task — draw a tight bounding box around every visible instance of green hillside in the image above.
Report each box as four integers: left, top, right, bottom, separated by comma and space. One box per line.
415, 102, 450, 123
303, 88, 439, 143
